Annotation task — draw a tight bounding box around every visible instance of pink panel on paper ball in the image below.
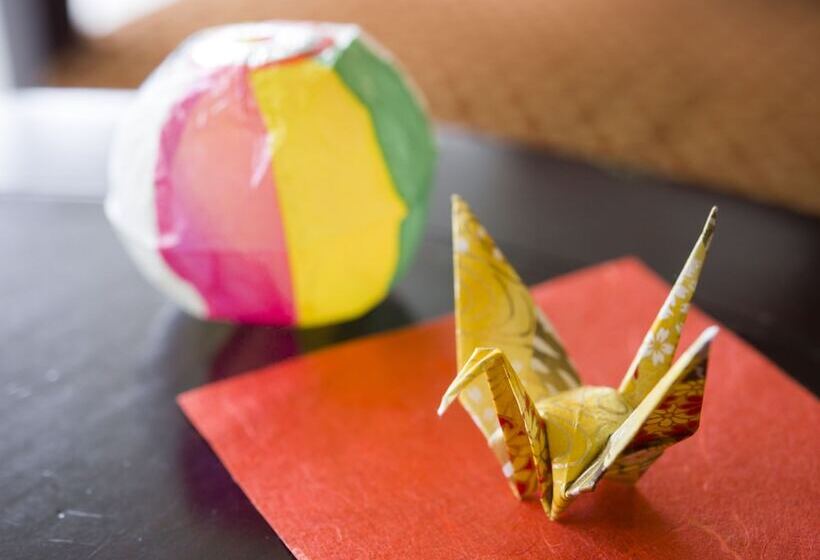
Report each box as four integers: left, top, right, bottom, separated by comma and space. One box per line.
155, 66, 296, 324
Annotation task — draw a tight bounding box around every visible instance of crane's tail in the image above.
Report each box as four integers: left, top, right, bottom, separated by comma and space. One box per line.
619, 206, 717, 408
439, 348, 552, 512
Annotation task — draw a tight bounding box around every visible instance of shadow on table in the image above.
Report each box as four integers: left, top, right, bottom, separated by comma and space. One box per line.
207, 295, 416, 382
558, 483, 700, 557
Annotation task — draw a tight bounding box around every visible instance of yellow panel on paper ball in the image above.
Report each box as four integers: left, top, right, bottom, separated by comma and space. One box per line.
250, 60, 406, 326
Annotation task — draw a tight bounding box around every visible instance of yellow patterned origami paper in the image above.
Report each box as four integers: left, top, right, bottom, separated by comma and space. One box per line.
439, 196, 718, 519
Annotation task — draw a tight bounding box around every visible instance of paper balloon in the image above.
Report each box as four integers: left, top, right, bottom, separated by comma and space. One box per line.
106, 22, 436, 326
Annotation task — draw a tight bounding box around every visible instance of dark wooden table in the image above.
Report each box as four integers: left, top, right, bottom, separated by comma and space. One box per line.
1, 90, 817, 559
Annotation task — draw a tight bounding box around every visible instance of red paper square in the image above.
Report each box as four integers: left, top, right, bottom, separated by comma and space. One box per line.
179, 258, 819, 559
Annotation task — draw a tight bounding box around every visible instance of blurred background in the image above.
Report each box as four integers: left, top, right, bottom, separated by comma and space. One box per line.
1, 0, 818, 214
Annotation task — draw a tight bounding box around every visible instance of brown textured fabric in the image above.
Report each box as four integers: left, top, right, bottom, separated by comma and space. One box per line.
49, 0, 820, 215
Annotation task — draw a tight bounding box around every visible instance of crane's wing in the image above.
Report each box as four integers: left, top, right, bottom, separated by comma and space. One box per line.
619, 207, 717, 408
439, 348, 552, 513
451, 195, 580, 444
568, 326, 717, 496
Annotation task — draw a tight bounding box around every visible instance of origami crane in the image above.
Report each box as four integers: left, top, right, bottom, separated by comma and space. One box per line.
438, 196, 718, 519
